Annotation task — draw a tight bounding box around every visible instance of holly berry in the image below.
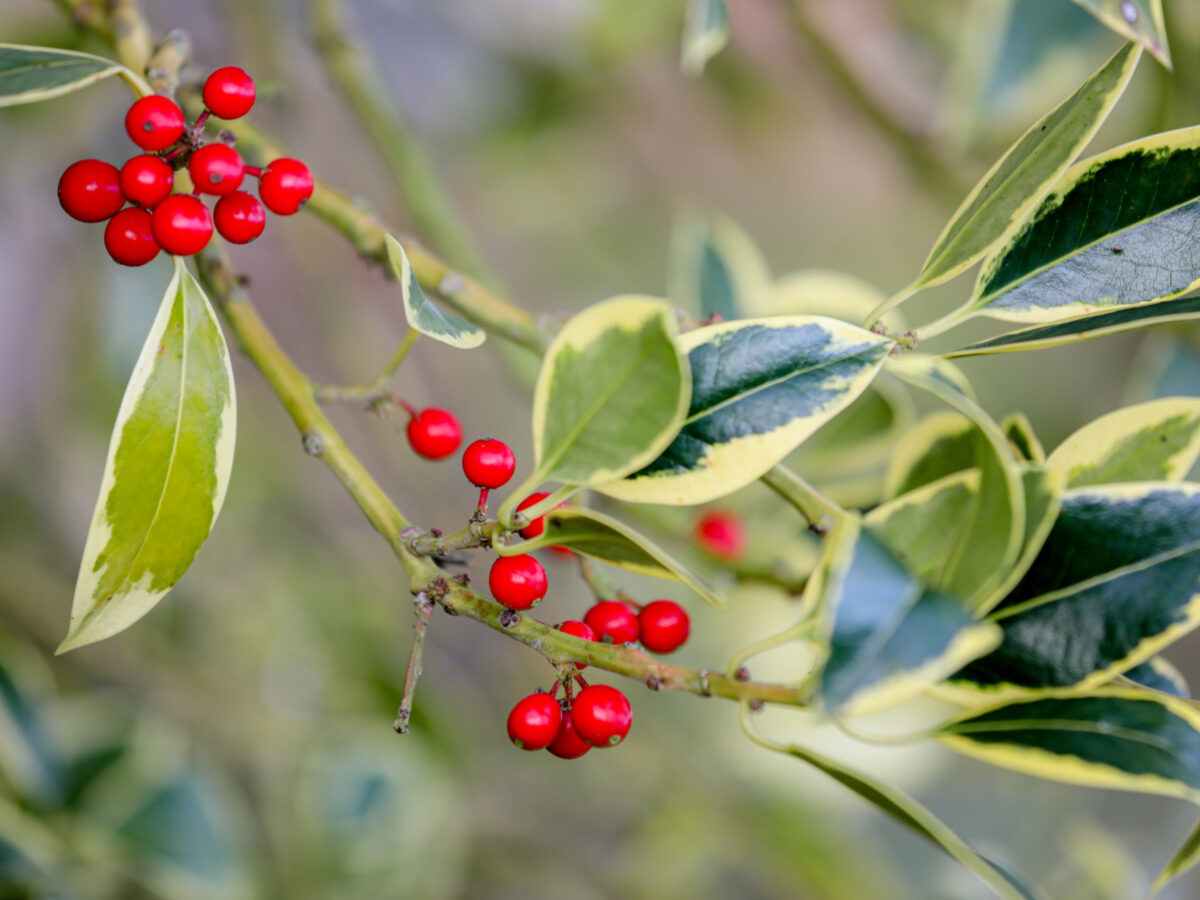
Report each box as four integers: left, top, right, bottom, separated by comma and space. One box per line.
213, 191, 266, 244
406, 408, 462, 460
507, 692, 562, 751
571, 684, 632, 748
557, 620, 596, 669
546, 709, 591, 759
124, 95, 185, 152
104, 208, 159, 267
118, 154, 174, 208
462, 438, 515, 489
189, 144, 245, 196
489, 554, 548, 610
516, 491, 552, 539
202, 66, 256, 120
584, 600, 639, 645
151, 194, 213, 257
695, 510, 747, 561
638, 600, 690, 654
58, 159, 123, 222
258, 158, 314, 215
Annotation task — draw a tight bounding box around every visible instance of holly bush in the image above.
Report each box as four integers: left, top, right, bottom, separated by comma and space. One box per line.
6, 0, 1200, 897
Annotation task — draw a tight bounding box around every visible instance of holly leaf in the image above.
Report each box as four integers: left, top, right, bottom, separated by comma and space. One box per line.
1069, 0, 1170, 67
1045, 398, 1200, 487
61, 261, 236, 652
0, 44, 125, 108
529, 296, 689, 487
681, 0, 731, 77
599, 317, 891, 505
384, 235, 484, 348
913, 42, 1141, 290
498, 507, 722, 607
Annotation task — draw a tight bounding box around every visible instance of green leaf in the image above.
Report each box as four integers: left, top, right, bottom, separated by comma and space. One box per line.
886, 364, 1026, 608
1153, 818, 1200, 897
948, 295, 1200, 358
1046, 398, 1200, 487
384, 235, 484, 349
768, 739, 1042, 900
0, 44, 124, 108
60, 261, 236, 652
937, 689, 1200, 800
1001, 413, 1045, 463
866, 470, 981, 580
971, 127, 1200, 323
976, 464, 1064, 614
680, 0, 731, 77
947, 483, 1200, 701
913, 42, 1141, 290
884, 411, 976, 498
668, 212, 769, 321
1070, 0, 1171, 68
818, 524, 1001, 717
497, 507, 723, 608
529, 296, 689, 488
1122, 656, 1190, 698
598, 317, 891, 505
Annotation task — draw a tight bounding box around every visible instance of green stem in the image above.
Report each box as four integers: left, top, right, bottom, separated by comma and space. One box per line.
308, 0, 493, 281
914, 302, 975, 342
863, 282, 918, 331
761, 464, 846, 531
315, 328, 420, 403
406, 518, 509, 556
578, 555, 620, 601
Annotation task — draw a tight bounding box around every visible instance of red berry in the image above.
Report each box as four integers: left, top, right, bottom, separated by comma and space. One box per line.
213, 191, 266, 244
462, 438, 515, 489
202, 66, 256, 120
572, 685, 632, 748
124, 95, 185, 152
258, 158, 314, 215
489, 554, 547, 610
638, 600, 690, 654
546, 709, 591, 759
506, 692, 562, 751
557, 620, 596, 669
406, 408, 462, 460
58, 159, 123, 222
584, 600, 639, 645
516, 491, 553, 539
151, 194, 213, 257
695, 510, 747, 561
118, 154, 174, 208
188, 144, 245, 196
104, 208, 159, 267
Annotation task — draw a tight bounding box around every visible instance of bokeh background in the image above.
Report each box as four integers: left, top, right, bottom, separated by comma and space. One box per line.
4, 1, 1200, 897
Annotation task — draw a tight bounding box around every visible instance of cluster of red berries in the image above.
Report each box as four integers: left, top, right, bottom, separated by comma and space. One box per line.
56, 67, 314, 266
507, 679, 632, 759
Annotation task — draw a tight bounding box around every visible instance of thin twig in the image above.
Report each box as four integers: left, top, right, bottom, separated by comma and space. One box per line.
314, 328, 420, 404
394, 591, 435, 733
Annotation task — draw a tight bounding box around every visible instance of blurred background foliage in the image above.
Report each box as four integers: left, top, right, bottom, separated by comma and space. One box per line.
4, 0, 1200, 897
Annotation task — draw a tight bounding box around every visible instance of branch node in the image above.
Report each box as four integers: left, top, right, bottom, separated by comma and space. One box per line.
734, 666, 751, 682
698, 670, 713, 697
645, 676, 664, 692
499, 608, 520, 629
302, 430, 325, 456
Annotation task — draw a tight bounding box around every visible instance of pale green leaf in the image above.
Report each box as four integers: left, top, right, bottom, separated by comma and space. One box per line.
384, 235, 484, 348
0, 44, 125, 108
681, 0, 730, 77
498, 507, 723, 607
1070, 0, 1170, 68
61, 261, 236, 652
530, 296, 690, 488
1046, 398, 1200, 487
914, 42, 1141, 289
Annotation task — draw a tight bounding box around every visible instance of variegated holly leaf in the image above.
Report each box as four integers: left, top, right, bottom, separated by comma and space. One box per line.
384, 235, 484, 348
0, 44, 125, 108
598, 317, 891, 505
61, 261, 236, 652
